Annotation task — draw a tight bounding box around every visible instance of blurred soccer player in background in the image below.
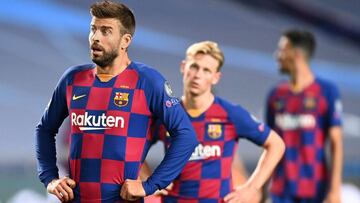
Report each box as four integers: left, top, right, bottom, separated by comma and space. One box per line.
266, 29, 343, 203
145, 41, 285, 203
35, 1, 198, 202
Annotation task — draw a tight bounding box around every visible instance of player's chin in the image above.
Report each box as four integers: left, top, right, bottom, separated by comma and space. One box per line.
91, 55, 105, 63
279, 66, 289, 74
189, 89, 202, 96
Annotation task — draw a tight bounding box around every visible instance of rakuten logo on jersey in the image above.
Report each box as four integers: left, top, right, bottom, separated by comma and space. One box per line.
275, 113, 316, 130
71, 112, 125, 131
189, 144, 221, 161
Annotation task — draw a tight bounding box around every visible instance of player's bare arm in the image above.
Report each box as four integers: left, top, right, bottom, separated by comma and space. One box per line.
231, 152, 249, 188
324, 126, 343, 203
224, 130, 285, 203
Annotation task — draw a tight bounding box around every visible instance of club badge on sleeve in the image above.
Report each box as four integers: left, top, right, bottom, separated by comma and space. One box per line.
164, 81, 175, 97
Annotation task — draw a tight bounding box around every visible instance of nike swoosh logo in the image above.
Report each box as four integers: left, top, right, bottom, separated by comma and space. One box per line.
72, 94, 86, 100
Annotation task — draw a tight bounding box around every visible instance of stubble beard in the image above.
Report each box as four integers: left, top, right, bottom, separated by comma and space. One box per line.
91, 48, 119, 68
279, 63, 292, 75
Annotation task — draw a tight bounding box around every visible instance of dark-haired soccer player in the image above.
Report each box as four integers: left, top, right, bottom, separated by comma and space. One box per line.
267, 29, 343, 203
147, 41, 285, 203
35, 1, 197, 202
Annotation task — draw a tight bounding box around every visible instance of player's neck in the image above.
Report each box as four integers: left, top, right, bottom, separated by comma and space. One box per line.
96, 53, 131, 81
182, 91, 214, 117
290, 63, 314, 93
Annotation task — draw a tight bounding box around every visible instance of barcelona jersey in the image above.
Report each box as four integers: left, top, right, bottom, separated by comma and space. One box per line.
266, 78, 342, 199
153, 97, 270, 202
35, 61, 198, 203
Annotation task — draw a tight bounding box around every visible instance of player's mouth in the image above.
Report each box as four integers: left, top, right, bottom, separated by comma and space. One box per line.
190, 81, 200, 88
91, 44, 104, 53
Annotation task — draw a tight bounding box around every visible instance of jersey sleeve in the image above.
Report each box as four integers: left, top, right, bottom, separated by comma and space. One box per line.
230, 105, 271, 146
141, 70, 198, 195
265, 89, 276, 129
326, 83, 342, 127
35, 69, 70, 188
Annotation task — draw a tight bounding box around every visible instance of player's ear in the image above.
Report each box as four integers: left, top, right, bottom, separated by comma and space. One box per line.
294, 48, 304, 60
180, 60, 186, 75
120, 33, 132, 50
212, 71, 222, 85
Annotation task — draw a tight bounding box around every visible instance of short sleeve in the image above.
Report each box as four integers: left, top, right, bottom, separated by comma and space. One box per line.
326, 84, 342, 127
228, 104, 271, 146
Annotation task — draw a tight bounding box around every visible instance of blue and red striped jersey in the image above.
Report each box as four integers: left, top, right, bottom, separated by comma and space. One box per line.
153, 97, 270, 202
266, 78, 342, 198
35, 61, 198, 203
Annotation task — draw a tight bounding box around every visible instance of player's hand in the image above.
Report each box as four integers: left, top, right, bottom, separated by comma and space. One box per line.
323, 190, 341, 203
153, 182, 174, 196
47, 177, 76, 202
120, 179, 146, 201
224, 184, 261, 203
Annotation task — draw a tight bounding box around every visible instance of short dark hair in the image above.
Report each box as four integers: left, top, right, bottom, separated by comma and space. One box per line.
283, 29, 316, 59
90, 1, 136, 36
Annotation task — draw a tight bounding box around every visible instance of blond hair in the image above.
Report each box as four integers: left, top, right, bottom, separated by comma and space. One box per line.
186, 41, 224, 71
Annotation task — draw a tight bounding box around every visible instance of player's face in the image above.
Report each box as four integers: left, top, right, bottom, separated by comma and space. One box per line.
181, 53, 221, 96
89, 17, 122, 67
275, 36, 295, 74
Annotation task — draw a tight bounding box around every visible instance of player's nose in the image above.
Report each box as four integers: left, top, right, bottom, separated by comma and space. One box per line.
273, 50, 280, 59
90, 30, 101, 43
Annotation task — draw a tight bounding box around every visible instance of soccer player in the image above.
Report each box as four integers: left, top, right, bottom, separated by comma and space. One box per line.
267, 29, 343, 203
35, 1, 198, 202
146, 41, 285, 203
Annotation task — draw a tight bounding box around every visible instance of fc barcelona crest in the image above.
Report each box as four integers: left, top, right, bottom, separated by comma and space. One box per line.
274, 100, 284, 111
207, 124, 222, 139
114, 92, 129, 107
304, 97, 316, 110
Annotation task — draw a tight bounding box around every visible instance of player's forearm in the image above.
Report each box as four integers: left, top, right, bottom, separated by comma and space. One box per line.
35, 126, 59, 187
142, 127, 198, 195
139, 161, 152, 181
245, 151, 271, 190
245, 131, 285, 190
329, 128, 343, 192
232, 153, 248, 187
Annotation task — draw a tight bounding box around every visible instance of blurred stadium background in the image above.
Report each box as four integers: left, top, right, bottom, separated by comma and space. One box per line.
0, 0, 359, 202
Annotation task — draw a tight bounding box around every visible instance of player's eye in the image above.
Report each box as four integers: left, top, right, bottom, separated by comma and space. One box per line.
203, 68, 211, 74
189, 64, 199, 71
90, 26, 96, 33
101, 28, 112, 35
